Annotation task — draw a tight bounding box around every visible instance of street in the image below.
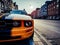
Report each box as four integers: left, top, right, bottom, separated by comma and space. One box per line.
34, 19, 60, 45
0, 19, 60, 45
0, 0, 60, 45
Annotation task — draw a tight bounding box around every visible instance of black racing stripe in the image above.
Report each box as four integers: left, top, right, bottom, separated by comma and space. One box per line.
0, 27, 12, 40
0, 20, 13, 40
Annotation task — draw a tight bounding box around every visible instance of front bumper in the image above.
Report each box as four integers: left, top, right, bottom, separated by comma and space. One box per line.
0, 27, 34, 42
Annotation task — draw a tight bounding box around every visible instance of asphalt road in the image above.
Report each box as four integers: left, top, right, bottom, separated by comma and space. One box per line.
34, 19, 60, 45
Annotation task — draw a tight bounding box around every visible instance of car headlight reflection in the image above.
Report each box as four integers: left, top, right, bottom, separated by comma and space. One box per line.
24, 21, 32, 27
13, 21, 20, 27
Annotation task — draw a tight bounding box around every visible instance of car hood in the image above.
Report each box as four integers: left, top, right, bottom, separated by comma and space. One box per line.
5, 14, 32, 20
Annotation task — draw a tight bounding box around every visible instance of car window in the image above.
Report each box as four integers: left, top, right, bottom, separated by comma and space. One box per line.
10, 10, 21, 14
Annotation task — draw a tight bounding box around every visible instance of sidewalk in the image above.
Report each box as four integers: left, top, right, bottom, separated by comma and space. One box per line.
34, 33, 44, 45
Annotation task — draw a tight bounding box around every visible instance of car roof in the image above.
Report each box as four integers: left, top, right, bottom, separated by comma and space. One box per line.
5, 14, 32, 20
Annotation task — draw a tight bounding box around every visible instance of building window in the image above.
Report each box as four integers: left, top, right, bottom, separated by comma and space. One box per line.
57, 0, 59, 2
56, 4, 59, 7
54, 6, 55, 8
56, 11, 58, 14
54, 2, 55, 4
0, 2, 1, 7
49, 5, 51, 7
1, 4, 4, 8
48, 6, 49, 8
52, 3, 53, 6
45, 7, 47, 8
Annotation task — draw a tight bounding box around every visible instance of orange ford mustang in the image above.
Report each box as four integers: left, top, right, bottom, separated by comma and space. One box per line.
0, 14, 34, 42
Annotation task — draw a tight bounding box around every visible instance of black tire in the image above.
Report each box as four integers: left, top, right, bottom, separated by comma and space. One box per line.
29, 32, 34, 40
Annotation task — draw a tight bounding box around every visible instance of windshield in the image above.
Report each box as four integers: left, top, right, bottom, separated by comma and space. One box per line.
10, 10, 22, 14
10, 10, 26, 14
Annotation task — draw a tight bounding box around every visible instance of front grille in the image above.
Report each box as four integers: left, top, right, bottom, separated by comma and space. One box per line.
0, 20, 21, 40
0, 29, 21, 40
0, 34, 20, 40
0, 28, 11, 40
0, 20, 21, 28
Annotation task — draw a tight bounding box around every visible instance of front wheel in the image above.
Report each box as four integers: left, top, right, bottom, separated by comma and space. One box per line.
27, 33, 34, 45
28, 34, 34, 45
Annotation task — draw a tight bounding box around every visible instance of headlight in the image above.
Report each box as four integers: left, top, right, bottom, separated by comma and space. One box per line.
24, 21, 32, 27
13, 21, 20, 27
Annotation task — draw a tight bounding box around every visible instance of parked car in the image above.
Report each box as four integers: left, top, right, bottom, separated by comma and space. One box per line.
0, 10, 34, 42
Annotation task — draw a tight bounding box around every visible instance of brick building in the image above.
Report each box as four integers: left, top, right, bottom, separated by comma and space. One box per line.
31, 8, 40, 19
48, 0, 60, 19
39, 3, 47, 19
38, 1, 52, 19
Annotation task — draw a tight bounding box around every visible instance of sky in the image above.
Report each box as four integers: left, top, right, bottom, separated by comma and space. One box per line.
13, 0, 51, 14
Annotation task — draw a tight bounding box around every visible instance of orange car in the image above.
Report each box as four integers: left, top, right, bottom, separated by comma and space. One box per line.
0, 14, 34, 42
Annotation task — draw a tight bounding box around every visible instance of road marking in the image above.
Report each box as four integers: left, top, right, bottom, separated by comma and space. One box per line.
34, 32, 43, 45
34, 41, 44, 45
34, 20, 60, 34
34, 33, 41, 41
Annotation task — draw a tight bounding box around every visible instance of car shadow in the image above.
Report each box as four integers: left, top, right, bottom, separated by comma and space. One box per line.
0, 39, 34, 45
